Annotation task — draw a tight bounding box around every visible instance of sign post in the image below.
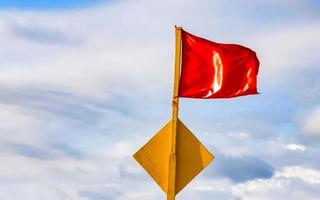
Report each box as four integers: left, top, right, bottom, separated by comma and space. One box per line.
167, 26, 182, 200
134, 26, 214, 200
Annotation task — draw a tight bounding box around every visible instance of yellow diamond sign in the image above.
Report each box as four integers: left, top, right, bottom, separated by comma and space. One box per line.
133, 119, 214, 195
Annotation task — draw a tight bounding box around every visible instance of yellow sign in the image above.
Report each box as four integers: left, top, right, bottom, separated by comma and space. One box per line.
134, 119, 214, 195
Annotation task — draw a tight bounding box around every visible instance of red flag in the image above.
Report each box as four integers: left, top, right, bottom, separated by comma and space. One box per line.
178, 30, 259, 99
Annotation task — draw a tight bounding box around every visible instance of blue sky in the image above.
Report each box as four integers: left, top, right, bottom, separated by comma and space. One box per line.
0, 0, 107, 9
0, 0, 319, 200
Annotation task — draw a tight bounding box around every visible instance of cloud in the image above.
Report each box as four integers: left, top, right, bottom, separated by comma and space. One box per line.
300, 106, 320, 137
0, 103, 33, 130
0, 1, 176, 96
0, 140, 150, 199
252, 22, 320, 87
4, 142, 58, 160
9, 22, 82, 45
285, 143, 306, 151
0, 86, 141, 131
50, 143, 87, 159
0, 139, 87, 161
78, 187, 120, 200
278, 166, 320, 184
232, 166, 320, 200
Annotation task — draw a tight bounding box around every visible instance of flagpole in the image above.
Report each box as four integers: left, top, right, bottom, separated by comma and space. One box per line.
167, 26, 182, 200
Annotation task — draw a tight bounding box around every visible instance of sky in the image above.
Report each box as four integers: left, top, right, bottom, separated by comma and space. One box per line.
0, 0, 107, 9
0, 0, 319, 199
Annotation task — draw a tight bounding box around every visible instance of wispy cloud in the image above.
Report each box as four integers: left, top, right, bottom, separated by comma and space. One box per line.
10, 22, 82, 45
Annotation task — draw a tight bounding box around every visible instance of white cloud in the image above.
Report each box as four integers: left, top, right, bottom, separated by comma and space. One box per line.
0, 103, 46, 145
285, 143, 306, 151
233, 166, 320, 200
0, 140, 155, 200
251, 22, 320, 87
0, 2, 174, 97
0, 103, 32, 129
277, 166, 320, 184
301, 106, 320, 137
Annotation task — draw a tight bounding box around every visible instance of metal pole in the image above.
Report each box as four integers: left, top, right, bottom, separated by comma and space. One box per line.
167, 26, 182, 200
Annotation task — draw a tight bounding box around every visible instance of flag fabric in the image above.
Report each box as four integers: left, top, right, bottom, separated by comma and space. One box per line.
178, 30, 260, 99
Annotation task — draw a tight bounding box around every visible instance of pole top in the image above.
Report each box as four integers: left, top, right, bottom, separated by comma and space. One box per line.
175, 25, 182, 30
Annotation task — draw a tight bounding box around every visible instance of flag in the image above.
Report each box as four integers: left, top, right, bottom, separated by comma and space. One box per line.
178, 30, 260, 99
